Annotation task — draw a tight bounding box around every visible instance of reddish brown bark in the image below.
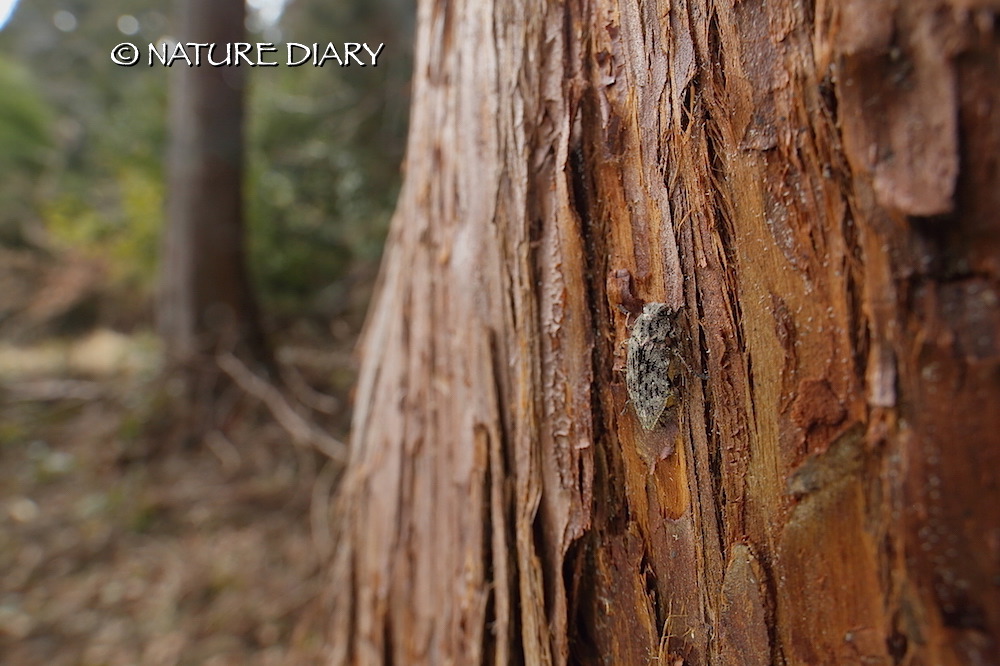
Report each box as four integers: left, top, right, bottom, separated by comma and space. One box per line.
327, 1, 1000, 664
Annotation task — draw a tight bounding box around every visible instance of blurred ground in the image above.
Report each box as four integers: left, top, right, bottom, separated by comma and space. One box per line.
0, 249, 356, 665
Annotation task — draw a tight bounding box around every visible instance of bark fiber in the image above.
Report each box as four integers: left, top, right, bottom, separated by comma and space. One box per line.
328, 1, 1000, 664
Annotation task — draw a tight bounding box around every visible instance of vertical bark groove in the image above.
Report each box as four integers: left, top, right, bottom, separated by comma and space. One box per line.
327, 1, 1000, 664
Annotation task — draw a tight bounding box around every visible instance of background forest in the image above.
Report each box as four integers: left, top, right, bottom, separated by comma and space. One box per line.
0, 0, 411, 662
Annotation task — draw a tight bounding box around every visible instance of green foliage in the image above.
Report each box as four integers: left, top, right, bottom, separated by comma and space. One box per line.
1, 1, 169, 283
0, 0, 412, 319
245, 0, 411, 313
246, 71, 394, 309
0, 58, 51, 170
44, 169, 163, 289
0, 57, 53, 245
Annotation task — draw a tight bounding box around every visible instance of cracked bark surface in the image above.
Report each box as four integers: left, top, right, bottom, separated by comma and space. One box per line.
326, 1, 1000, 664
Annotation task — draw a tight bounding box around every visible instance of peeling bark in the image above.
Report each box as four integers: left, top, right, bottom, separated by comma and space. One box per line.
326, 1, 1000, 664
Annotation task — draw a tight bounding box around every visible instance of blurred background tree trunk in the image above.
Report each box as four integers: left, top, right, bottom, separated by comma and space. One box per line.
326, 0, 1000, 664
159, 0, 270, 406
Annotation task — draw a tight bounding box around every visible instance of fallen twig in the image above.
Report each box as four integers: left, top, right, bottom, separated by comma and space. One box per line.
217, 353, 348, 464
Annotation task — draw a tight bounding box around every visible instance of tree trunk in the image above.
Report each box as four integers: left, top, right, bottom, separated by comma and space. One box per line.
327, 1, 1000, 664
159, 0, 269, 386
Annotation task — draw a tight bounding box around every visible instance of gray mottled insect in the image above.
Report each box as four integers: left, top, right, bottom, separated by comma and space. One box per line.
626, 302, 686, 430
